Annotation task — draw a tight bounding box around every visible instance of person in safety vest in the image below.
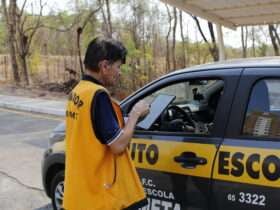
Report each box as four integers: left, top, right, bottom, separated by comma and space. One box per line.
63, 37, 150, 210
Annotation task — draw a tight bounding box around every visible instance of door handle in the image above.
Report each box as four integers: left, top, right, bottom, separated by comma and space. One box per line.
174, 152, 207, 169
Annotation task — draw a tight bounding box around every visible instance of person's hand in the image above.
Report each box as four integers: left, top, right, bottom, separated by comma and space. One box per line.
130, 100, 150, 118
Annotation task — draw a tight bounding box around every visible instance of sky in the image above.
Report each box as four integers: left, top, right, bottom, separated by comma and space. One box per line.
15, 0, 270, 49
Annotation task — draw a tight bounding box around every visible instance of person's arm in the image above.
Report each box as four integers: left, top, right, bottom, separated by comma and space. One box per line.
92, 92, 149, 155
109, 100, 149, 155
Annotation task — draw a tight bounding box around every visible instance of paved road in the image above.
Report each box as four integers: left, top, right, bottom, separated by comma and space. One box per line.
0, 108, 63, 210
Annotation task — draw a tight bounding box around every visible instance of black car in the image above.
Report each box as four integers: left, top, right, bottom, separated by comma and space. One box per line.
42, 57, 280, 210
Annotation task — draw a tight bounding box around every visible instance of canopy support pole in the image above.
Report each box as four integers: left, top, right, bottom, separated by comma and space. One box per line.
216, 24, 225, 61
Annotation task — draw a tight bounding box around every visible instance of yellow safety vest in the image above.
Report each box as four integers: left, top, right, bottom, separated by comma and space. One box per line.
63, 80, 147, 210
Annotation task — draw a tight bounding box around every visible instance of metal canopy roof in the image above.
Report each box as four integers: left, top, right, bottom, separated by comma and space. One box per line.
161, 0, 280, 29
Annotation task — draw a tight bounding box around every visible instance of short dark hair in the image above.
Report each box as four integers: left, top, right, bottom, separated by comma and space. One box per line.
84, 37, 127, 72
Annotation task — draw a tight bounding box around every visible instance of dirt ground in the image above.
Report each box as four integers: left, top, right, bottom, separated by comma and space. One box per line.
0, 81, 67, 100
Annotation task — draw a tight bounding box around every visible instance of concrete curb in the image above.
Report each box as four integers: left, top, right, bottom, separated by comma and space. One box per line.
0, 95, 66, 117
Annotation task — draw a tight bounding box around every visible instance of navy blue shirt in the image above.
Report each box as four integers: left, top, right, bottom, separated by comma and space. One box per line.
83, 75, 122, 145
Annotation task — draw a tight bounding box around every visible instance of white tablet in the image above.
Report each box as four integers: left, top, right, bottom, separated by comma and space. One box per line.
136, 94, 176, 130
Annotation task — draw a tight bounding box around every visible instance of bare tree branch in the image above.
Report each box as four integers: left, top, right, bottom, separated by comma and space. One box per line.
35, 12, 84, 33
20, 13, 28, 33
19, 0, 28, 18
1, 0, 9, 25
105, 0, 112, 36
172, 7, 177, 69
26, 0, 45, 53
101, 5, 108, 33
192, 16, 218, 61
192, 16, 209, 44
241, 26, 248, 58
179, 10, 186, 67
39, 3, 102, 34
271, 24, 280, 46
165, 4, 172, 72
99, 0, 112, 37
2, 0, 21, 83
23, 23, 44, 34
269, 24, 279, 55
76, 2, 103, 75
80, 5, 102, 30
208, 22, 216, 44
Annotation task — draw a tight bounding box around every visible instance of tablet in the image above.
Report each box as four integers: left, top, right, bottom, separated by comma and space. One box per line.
136, 94, 176, 130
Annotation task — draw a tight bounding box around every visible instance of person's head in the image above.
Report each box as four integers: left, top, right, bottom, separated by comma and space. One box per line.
84, 37, 127, 86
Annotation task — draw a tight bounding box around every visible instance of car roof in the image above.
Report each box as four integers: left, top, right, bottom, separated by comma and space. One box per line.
169, 57, 280, 76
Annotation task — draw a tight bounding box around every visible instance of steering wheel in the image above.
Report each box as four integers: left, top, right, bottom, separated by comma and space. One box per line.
158, 105, 196, 132
168, 105, 195, 127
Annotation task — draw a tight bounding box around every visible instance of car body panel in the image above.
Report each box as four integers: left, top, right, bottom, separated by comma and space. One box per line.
129, 138, 216, 178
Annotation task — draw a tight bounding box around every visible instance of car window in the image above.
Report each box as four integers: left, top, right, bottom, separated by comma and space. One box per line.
243, 79, 280, 138
137, 79, 224, 135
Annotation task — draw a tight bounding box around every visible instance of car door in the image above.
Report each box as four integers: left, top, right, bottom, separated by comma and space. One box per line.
212, 67, 280, 210
121, 68, 242, 210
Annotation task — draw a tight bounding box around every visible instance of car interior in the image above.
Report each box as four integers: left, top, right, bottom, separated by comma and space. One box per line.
137, 79, 224, 135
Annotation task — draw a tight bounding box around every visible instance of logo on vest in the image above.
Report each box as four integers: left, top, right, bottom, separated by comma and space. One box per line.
68, 92, 84, 109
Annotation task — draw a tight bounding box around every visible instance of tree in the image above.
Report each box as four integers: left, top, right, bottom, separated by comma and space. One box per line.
76, 4, 103, 75
105, 0, 112, 37
1, 0, 46, 86
241, 26, 248, 58
100, 0, 112, 38
1, 0, 20, 84
0, 16, 7, 53
251, 26, 256, 57
268, 24, 280, 56
179, 10, 186, 67
121, 0, 149, 89
171, 7, 177, 70
192, 16, 219, 61
165, 4, 171, 72
23, 2, 101, 78
17, 0, 45, 85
